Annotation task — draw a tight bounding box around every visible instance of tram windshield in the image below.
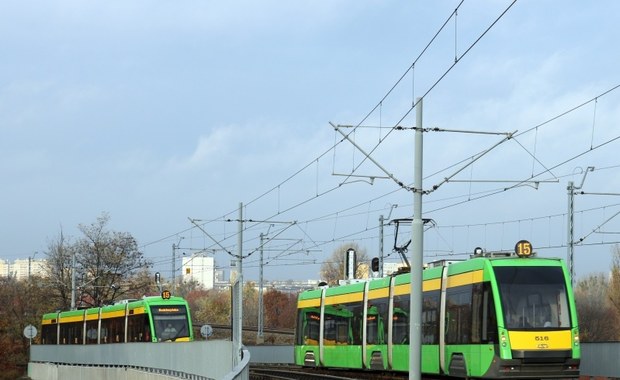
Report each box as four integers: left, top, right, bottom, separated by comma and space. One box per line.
151, 305, 190, 341
494, 266, 571, 329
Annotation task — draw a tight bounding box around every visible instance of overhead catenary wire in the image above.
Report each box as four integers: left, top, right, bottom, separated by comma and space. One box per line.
139, 5, 620, 276
140, 2, 517, 256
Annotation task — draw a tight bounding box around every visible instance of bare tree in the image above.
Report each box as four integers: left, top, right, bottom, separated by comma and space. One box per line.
74, 213, 152, 307
45, 213, 153, 309
43, 228, 74, 310
574, 272, 619, 342
320, 242, 370, 285
608, 244, 620, 319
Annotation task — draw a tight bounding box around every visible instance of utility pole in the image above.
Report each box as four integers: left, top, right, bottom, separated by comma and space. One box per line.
378, 215, 384, 277
567, 167, 594, 287
70, 250, 76, 310
171, 243, 176, 293
257, 233, 265, 343
233, 202, 244, 366
409, 97, 423, 380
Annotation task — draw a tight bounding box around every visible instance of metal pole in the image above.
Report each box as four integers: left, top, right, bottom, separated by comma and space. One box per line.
171, 243, 176, 294
71, 250, 76, 310
258, 233, 264, 342
567, 181, 575, 288
379, 215, 384, 277
235, 202, 244, 365
566, 167, 593, 288
409, 97, 423, 380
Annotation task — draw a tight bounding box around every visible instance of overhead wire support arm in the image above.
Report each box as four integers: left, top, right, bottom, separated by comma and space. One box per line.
188, 217, 236, 258
331, 122, 416, 192
427, 128, 514, 136
428, 130, 516, 194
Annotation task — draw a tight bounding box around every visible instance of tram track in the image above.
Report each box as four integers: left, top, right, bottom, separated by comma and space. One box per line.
250, 365, 408, 380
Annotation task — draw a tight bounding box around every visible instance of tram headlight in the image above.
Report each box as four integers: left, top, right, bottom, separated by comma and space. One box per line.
574, 335, 580, 346
501, 334, 507, 347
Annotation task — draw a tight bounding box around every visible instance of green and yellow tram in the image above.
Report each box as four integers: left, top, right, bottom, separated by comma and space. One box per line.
41, 294, 194, 344
295, 241, 580, 378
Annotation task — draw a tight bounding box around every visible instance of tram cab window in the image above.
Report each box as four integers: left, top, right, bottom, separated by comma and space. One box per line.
152, 305, 190, 341
297, 310, 320, 345
494, 266, 570, 329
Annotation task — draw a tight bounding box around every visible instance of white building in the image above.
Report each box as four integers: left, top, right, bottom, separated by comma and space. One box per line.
182, 255, 215, 289
0, 258, 47, 279
0, 259, 9, 277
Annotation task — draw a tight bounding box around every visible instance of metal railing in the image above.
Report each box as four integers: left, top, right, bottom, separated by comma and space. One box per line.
29, 340, 248, 380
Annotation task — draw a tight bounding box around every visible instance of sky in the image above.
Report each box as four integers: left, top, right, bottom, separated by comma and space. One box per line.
2, 1, 620, 284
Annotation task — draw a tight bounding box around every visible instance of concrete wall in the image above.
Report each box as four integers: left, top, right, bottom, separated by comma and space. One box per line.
580, 343, 620, 378
29, 340, 234, 380
30, 342, 619, 379
247, 345, 293, 364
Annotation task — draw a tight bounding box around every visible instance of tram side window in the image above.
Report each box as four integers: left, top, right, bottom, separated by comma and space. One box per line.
470, 283, 496, 343
341, 301, 363, 345
366, 300, 388, 345
446, 285, 473, 344
480, 283, 498, 343
298, 310, 320, 345
323, 307, 351, 345
127, 314, 150, 342
41, 324, 57, 344
59, 321, 83, 345
393, 294, 410, 345
85, 320, 98, 344
100, 316, 124, 343
422, 290, 440, 345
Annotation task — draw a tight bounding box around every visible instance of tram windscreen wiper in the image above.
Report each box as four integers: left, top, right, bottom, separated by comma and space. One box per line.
170, 324, 187, 342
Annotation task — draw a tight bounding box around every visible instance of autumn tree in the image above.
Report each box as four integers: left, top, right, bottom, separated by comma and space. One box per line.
608, 244, 620, 321
263, 289, 297, 329
574, 272, 619, 342
320, 242, 370, 285
193, 288, 231, 325
0, 276, 56, 379
243, 281, 258, 327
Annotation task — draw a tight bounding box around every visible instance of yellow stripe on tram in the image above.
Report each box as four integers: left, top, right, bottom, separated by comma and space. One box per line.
423, 278, 441, 292
130, 306, 146, 315
446, 270, 483, 288
100, 310, 126, 319
59, 315, 85, 323
368, 287, 389, 300
298, 298, 321, 309
324, 292, 364, 305
394, 278, 441, 295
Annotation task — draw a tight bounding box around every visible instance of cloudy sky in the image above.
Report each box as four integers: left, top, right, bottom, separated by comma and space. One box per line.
2, 1, 620, 283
